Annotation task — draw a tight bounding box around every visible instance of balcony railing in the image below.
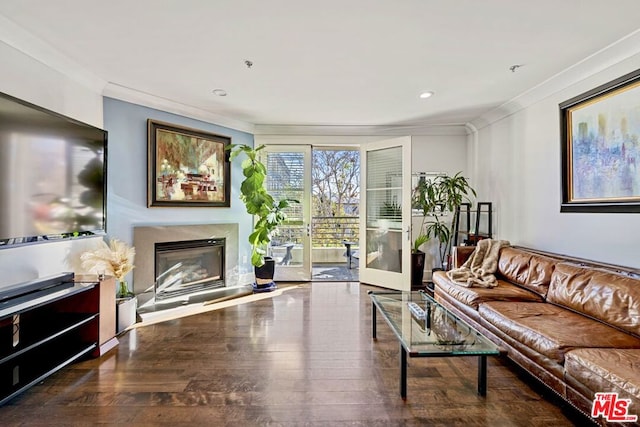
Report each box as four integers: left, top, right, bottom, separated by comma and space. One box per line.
312, 216, 359, 247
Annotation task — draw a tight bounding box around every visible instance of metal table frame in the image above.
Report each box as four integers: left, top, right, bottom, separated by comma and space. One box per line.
369, 290, 499, 399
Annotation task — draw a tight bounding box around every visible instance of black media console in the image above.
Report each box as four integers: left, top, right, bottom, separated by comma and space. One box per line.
0, 272, 102, 405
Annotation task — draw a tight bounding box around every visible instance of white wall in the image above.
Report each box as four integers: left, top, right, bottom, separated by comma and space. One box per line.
411, 134, 468, 175
0, 41, 104, 129
0, 40, 106, 287
470, 54, 640, 268
411, 134, 469, 273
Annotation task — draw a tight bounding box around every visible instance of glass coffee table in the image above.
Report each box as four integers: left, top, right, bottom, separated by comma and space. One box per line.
369, 290, 500, 399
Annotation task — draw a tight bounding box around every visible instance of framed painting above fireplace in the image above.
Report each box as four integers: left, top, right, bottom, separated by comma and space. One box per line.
147, 119, 231, 207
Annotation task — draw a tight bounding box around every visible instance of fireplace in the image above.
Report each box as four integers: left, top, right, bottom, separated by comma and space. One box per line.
155, 238, 225, 300
133, 223, 248, 313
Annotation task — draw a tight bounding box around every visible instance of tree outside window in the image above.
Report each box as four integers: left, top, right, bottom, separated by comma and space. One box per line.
312, 149, 360, 247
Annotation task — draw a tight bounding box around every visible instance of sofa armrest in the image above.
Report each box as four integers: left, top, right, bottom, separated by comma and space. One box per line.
452, 246, 475, 268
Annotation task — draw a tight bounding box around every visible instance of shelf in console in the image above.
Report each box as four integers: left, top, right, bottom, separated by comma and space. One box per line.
0, 312, 99, 365
0, 337, 97, 405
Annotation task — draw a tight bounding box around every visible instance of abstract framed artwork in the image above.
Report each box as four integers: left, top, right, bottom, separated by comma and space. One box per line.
147, 120, 231, 207
560, 68, 640, 213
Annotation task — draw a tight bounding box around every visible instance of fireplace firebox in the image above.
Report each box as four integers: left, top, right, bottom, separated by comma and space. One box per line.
154, 238, 225, 300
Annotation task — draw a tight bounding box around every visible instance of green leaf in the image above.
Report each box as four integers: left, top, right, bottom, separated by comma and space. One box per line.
241, 158, 253, 172
251, 251, 265, 267
413, 233, 429, 252
255, 162, 267, 175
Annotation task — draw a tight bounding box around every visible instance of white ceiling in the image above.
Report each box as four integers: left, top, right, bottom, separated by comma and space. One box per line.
2, 1, 640, 129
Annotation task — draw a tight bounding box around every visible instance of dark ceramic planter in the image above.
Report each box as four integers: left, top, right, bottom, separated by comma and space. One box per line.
254, 256, 277, 292
411, 251, 426, 289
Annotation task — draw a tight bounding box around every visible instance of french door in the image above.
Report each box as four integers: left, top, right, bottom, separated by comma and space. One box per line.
260, 145, 312, 281
359, 137, 412, 291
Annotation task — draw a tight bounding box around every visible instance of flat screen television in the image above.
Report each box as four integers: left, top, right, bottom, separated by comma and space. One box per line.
0, 92, 107, 247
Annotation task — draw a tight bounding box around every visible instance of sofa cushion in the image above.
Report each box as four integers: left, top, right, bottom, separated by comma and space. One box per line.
547, 263, 640, 337
497, 247, 558, 298
479, 301, 640, 364
565, 348, 640, 402
433, 271, 543, 310
434, 288, 485, 323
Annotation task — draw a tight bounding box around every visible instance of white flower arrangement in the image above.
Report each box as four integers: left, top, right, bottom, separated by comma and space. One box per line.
81, 238, 136, 297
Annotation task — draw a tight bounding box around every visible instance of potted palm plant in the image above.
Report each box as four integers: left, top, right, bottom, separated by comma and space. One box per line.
227, 144, 297, 292
411, 172, 476, 284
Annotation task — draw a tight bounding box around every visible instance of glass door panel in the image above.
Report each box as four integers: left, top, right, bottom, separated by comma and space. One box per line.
260, 145, 312, 281
360, 137, 411, 291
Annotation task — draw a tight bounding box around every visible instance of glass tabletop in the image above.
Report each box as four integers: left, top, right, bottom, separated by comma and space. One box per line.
369, 290, 500, 356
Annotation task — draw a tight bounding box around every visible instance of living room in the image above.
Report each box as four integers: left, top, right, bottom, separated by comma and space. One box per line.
1, 2, 640, 425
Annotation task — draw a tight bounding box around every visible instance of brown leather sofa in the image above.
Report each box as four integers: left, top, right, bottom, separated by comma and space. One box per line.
432, 245, 640, 425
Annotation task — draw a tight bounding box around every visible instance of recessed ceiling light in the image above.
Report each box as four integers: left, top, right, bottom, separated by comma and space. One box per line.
212, 89, 227, 97
419, 91, 434, 99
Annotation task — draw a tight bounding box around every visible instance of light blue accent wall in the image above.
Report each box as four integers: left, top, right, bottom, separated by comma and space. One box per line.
103, 97, 254, 277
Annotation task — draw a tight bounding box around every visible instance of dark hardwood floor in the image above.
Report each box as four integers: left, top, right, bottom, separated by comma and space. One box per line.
1, 282, 592, 426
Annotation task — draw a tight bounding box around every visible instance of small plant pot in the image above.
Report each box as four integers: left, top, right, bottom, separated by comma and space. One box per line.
116, 296, 137, 333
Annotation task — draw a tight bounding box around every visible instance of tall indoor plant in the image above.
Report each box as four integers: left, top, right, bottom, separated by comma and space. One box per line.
227, 144, 297, 290
412, 172, 476, 275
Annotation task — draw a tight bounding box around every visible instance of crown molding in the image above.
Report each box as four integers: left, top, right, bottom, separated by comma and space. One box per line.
0, 14, 107, 94
469, 29, 640, 131
464, 122, 479, 135
253, 123, 469, 137
103, 83, 255, 134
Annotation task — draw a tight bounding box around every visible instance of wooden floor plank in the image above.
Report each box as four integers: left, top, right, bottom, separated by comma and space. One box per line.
1, 282, 592, 426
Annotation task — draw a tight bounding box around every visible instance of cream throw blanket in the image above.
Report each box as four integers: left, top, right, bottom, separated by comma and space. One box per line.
446, 239, 510, 288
